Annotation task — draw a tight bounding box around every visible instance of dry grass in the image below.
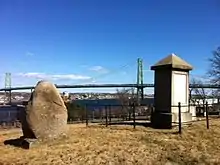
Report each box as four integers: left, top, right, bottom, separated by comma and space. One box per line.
0, 120, 220, 165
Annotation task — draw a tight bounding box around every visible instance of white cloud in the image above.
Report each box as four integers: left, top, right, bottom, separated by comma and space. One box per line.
17, 72, 46, 79
89, 66, 108, 73
17, 72, 91, 80
26, 51, 34, 56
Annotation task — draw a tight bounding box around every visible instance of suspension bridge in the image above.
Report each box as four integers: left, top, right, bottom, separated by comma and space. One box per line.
1, 83, 220, 92
0, 58, 218, 104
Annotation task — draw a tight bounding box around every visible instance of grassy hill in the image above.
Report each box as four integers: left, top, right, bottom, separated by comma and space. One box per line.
0, 119, 220, 165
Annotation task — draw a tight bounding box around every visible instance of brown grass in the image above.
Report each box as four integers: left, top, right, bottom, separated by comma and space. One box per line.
0, 119, 220, 165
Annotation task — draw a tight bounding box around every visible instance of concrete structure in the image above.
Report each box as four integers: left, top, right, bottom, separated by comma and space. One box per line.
150, 53, 193, 128
189, 106, 197, 121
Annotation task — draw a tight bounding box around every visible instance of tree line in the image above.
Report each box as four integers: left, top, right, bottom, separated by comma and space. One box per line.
190, 46, 220, 108
63, 88, 139, 122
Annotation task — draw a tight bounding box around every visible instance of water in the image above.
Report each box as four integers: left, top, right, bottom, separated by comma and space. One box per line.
73, 98, 154, 110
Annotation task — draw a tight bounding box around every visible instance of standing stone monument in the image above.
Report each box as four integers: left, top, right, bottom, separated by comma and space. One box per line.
5, 80, 68, 149
150, 53, 193, 129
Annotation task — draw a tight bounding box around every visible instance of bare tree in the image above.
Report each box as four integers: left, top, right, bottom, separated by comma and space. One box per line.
190, 78, 210, 106
189, 87, 194, 105
209, 89, 220, 112
116, 88, 130, 105
208, 46, 220, 84
116, 88, 136, 120
207, 46, 220, 106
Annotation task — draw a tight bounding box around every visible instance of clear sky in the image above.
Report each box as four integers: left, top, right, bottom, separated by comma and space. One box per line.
0, 0, 219, 93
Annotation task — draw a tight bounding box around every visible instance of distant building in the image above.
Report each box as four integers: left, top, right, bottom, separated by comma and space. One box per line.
190, 98, 219, 106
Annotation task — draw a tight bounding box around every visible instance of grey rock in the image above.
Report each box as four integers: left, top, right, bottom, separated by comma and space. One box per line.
21, 80, 68, 140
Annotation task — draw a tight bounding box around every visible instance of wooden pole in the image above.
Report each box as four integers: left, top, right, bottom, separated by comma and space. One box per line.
205, 101, 209, 129
178, 102, 182, 134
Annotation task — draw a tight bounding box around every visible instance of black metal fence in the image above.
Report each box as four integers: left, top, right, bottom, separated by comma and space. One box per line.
67, 101, 218, 134
68, 103, 152, 128
0, 101, 218, 132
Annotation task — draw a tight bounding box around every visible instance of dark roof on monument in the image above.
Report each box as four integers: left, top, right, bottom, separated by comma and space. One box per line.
151, 53, 193, 70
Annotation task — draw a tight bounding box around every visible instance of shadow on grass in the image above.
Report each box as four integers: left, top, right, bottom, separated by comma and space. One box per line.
99, 121, 152, 127
4, 137, 36, 149
98, 121, 182, 135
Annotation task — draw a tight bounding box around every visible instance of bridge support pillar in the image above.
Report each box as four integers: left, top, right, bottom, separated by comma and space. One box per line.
5, 72, 11, 104
150, 53, 193, 129
137, 58, 144, 103
141, 87, 144, 100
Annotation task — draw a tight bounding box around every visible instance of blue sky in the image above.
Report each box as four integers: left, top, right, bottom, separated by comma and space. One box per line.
0, 0, 219, 93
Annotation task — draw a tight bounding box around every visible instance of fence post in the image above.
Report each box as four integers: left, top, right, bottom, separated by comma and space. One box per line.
205, 101, 209, 129
92, 110, 95, 121
133, 103, 136, 129
150, 104, 154, 120
105, 105, 108, 127
178, 102, 182, 134
109, 105, 111, 124
85, 104, 88, 127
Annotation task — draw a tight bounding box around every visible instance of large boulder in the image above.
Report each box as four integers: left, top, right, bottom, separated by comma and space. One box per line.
21, 80, 68, 140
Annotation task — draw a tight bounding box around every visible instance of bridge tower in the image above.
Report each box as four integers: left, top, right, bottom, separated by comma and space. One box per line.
5, 72, 11, 104
137, 58, 144, 103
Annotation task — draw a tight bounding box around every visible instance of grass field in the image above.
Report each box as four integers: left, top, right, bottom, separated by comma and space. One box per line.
0, 119, 220, 165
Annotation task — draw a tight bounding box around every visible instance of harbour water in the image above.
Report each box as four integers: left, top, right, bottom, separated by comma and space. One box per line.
73, 98, 154, 110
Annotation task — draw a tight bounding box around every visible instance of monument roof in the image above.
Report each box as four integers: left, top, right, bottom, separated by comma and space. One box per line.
151, 53, 193, 70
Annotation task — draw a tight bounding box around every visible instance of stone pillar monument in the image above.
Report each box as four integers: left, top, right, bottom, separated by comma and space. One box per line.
150, 53, 193, 129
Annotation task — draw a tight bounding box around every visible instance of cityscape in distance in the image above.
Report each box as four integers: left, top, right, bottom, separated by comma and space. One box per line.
0, 91, 154, 104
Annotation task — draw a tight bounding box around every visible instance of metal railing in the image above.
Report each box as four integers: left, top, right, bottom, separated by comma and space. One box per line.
0, 102, 216, 133
1, 83, 220, 91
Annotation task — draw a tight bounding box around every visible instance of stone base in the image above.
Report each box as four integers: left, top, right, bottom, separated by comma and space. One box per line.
151, 112, 172, 129
151, 112, 193, 129
172, 112, 192, 123
4, 137, 37, 149
192, 116, 197, 121
21, 138, 37, 149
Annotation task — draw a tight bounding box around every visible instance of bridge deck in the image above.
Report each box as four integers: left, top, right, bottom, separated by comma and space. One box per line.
0, 83, 219, 91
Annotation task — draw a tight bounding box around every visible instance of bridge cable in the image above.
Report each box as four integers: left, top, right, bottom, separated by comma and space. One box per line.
73, 60, 136, 85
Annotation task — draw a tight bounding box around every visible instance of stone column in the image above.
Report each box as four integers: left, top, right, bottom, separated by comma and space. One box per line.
150, 53, 193, 129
